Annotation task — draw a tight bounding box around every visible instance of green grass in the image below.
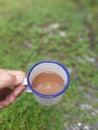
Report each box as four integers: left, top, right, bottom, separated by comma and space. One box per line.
0, 0, 98, 129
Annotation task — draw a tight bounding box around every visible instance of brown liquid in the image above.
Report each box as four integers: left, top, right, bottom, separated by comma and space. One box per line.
32, 71, 65, 95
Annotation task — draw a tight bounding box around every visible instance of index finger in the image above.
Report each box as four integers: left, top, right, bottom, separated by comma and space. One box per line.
6, 70, 26, 86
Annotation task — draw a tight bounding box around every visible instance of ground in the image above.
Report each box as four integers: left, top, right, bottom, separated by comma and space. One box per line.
0, 0, 98, 130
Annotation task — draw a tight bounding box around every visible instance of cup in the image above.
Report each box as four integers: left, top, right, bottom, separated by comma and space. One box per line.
22, 60, 70, 106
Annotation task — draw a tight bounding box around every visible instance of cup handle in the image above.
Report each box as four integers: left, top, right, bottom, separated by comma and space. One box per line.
22, 78, 32, 93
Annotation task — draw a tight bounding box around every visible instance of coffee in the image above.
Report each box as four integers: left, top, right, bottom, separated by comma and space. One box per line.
32, 71, 65, 95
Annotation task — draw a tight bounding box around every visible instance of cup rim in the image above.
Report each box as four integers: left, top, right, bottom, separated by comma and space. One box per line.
27, 60, 70, 98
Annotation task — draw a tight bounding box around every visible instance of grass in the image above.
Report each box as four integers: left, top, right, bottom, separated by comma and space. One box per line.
0, 0, 98, 129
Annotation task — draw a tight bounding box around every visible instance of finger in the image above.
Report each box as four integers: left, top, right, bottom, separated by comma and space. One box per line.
6, 70, 26, 86
0, 106, 4, 109
13, 85, 27, 97
0, 86, 26, 108
0, 93, 16, 108
0, 69, 16, 89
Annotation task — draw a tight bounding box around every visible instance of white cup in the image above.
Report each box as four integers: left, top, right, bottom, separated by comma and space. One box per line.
22, 60, 70, 106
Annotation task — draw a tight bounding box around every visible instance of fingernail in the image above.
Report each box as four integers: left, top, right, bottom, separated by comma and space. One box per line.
0, 106, 3, 109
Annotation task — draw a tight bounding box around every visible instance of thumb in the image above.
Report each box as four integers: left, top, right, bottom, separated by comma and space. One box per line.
0, 69, 16, 89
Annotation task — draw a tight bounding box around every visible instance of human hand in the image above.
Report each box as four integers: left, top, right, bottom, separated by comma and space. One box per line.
0, 69, 26, 109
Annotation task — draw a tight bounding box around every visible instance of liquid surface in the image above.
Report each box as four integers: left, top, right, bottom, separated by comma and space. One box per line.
32, 71, 65, 95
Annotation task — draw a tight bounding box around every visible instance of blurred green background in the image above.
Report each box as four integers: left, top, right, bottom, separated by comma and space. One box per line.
0, 0, 98, 130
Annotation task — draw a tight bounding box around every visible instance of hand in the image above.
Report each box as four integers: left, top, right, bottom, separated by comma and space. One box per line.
0, 69, 26, 109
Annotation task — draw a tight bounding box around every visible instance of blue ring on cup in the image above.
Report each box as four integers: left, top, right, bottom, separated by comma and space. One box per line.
27, 60, 70, 98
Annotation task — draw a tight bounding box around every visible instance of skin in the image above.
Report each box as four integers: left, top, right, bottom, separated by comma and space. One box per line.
0, 69, 26, 109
